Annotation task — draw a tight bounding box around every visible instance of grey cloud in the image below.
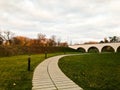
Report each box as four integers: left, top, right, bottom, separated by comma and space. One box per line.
0, 0, 120, 44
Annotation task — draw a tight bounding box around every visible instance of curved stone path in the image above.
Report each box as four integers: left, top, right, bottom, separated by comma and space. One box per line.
32, 55, 83, 90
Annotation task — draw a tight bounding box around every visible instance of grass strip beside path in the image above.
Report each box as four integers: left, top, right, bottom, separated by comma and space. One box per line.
0, 53, 63, 90
59, 53, 120, 90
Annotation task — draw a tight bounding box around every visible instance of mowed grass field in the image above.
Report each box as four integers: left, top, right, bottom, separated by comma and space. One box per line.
0, 53, 62, 90
59, 53, 120, 90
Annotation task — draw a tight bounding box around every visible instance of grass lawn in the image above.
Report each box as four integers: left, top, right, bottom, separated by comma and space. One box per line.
59, 53, 120, 90
0, 53, 63, 90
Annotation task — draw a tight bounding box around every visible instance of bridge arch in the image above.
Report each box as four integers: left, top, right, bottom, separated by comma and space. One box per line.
88, 46, 99, 53
117, 46, 120, 52
77, 47, 86, 53
101, 45, 115, 52
69, 43, 120, 53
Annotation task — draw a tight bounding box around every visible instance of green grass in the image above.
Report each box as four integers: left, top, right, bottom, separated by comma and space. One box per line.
59, 53, 120, 90
0, 52, 64, 90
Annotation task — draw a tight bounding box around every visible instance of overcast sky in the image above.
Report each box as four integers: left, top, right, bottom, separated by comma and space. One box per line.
0, 0, 120, 44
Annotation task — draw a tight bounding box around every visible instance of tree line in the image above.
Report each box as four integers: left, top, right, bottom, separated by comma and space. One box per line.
0, 30, 68, 47
0, 30, 74, 57
100, 36, 120, 43
83, 36, 120, 44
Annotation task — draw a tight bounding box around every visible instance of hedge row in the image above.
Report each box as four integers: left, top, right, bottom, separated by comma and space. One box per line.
0, 45, 77, 57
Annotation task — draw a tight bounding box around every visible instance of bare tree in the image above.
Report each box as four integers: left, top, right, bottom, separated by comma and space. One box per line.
104, 37, 109, 43
38, 33, 46, 41
57, 38, 61, 46
37, 33, 47, 46
0, 30, 14, 45
0, 37, 4, 45
50, 35, 56, 46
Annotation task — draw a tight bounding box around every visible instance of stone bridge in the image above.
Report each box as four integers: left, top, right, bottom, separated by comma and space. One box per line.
69, 43, 120, 53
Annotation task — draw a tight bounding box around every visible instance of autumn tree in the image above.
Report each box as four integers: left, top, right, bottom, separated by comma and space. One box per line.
12, 36, 30, 46
29, 39, 39, 46
59, 42, 68, 47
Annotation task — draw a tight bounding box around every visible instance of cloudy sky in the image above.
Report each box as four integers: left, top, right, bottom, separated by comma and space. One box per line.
0, 0, 120, 44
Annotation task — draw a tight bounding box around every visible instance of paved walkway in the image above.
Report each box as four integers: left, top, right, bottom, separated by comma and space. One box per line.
32, 55, 83, 90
